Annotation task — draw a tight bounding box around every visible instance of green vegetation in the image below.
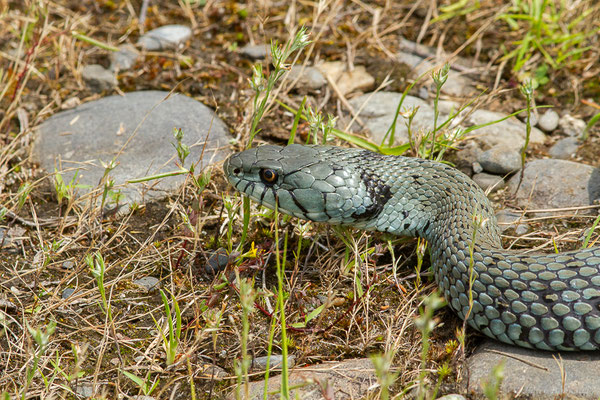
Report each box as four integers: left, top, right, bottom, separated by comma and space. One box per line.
0, 0, 599, 399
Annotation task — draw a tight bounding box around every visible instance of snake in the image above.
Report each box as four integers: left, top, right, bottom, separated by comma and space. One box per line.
224, 144, 600, 351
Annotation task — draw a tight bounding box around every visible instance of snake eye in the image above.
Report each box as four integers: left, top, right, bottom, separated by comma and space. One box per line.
259, 168, 278, 185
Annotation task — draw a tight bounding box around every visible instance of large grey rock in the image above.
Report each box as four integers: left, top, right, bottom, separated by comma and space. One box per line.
466, 110, 546, 151
467, 340, 600, 399
33, 91, 231, 212
349, 91, 435, 145
228, 358, 377, 400
137, 25, 191, 51
508, 159, 599, 214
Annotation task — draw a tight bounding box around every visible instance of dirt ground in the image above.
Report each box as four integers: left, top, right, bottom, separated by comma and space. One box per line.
1, 1, 600, 399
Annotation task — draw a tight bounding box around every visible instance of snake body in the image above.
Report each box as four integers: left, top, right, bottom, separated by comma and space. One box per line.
224, 144, 600, 351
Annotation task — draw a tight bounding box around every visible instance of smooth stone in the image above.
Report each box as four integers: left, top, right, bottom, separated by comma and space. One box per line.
228, 358, 376, 400
0, 297, 18, 313
239, 43, 270, 60
318, 61, 374, 95
437, 395, 466, 400
110, 44, 140, 71
519, 110, 538, 127
33, 91, 231, 212
137, 25, 191, 51
538, 109, 559, 132
250, 355, 296, 372
133, 276, 160, 292
465, 110, 546, 151
62, 288, 76, 299
81, 64, 116, 92
453, 141, 481, 175
467, 340, 600, 399
0, 226, 24, 249
205, 248, 230, 275
286, 65, 326, 90
559, 114, 586, 137
472, 172, 505, 193
514, 223, 530, 235
477, 146, 521, 174
548, 137, 580, 159
508, 159, 598, 214
75, 382, 95, 398
397, 39, 477, 97
348, 91, 434, 145
495, 210, 525, 233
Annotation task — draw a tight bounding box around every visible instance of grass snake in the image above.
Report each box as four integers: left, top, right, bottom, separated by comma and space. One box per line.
224, 144, 600, 351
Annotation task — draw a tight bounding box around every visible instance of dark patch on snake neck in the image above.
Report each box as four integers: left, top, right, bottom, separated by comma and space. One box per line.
351, 151, 392, 221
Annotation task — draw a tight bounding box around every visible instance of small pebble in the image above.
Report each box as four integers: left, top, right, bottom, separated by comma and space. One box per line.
62, 288, 76, 299
472, 161, 483, 174
538, 109, 559, 132
559, 114, 586, 137
515, 224, 530, 236
110, 44, 140, 71
81, 64, 116, 92
477, 146, 521, 174
0, 298, 17, 313
286, 65, 326, 90
251, 355, 296, 372
437, 395, 467, 400
205, 248, 230, 275
331, 297, 346, 306
133, 276, 160, 292
548, 137, 580, 159
75, 382, 94, 398
472, 173, 505, 193
137, 25, 191, 51
239, 43, 270, 60
495, 209, 524, 233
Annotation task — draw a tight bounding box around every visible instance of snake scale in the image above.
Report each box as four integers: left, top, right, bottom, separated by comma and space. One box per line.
224, 144, 600, 351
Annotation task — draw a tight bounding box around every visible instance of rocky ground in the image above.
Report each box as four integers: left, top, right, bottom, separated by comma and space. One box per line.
1, 1, 600, 399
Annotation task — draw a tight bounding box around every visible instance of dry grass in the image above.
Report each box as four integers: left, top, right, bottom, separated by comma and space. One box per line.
1, 0, 599, 399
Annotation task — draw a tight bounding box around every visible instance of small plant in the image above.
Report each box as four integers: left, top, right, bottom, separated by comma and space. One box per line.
121, 370, 160, 396
481, 360, 505, 400
371, 351, 399, 400
155, 289, 182, 366
22, 321, 57, 400
233, 276, 256, 400
53, 170, 89, 206
86, 252, 113, 323
414, 292, 446, 400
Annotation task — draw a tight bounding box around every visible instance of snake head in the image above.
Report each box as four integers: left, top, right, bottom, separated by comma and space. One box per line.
224, 144, 371, 223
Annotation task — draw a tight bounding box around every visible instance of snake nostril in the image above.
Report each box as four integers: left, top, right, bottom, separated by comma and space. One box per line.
233, 167, 241, 175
